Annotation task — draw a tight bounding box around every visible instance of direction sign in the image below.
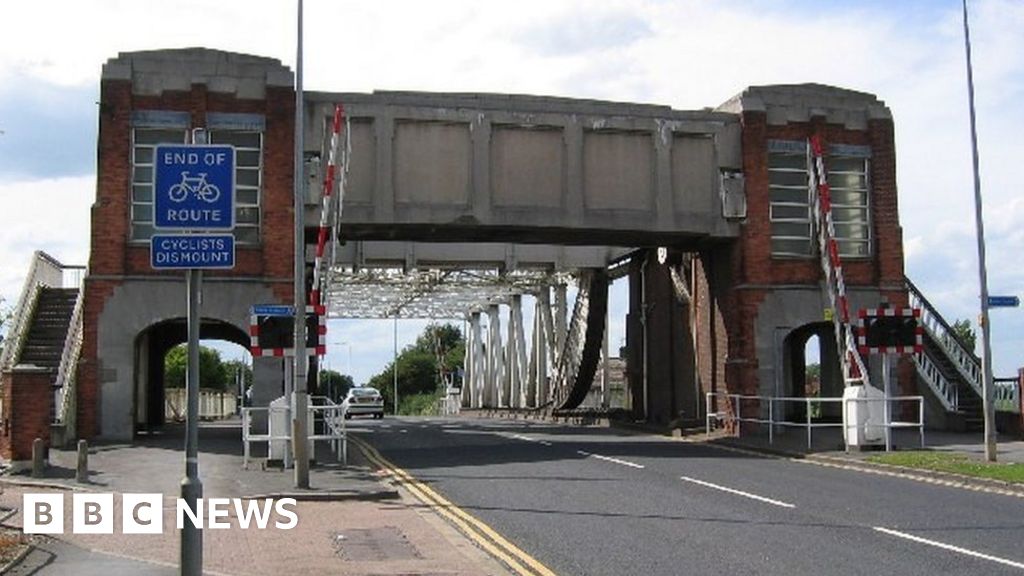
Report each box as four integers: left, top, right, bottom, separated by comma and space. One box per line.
154, 145, 235, 230
252, 304, 296, 317
988, 295, 1020, 308
151, 234, 235, 270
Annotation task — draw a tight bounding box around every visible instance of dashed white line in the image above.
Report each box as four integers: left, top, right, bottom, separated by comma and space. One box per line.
509, 434, 553, 446
873, 527, 1024, 570
679, 475, 795, 508
577, 450, 645, 469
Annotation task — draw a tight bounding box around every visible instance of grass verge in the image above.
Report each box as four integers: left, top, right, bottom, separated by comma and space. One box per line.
866, 451, 1024, 484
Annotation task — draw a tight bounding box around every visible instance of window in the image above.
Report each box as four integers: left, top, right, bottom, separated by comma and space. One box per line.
129, 113, 264, 244
208, 130, 263, 244
131, 127, 186, 241
827, 154, 871, 258
767, 140, 872, 258
768, 140, 813, 257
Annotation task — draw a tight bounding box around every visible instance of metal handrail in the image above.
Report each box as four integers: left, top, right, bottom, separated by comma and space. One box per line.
706, 392, 925, 450
906, 277, 982, 397
912, 350, 958, 411
242, 397, 347, 467
54, 270, 87, 426
1, 252, 65, 370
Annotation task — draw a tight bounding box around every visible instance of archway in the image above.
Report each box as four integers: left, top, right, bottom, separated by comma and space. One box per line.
782, 323, 843, 421
134, 318, 249, 433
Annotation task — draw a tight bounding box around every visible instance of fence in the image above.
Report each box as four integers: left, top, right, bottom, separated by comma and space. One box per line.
165, 388, 237, 421
994, 378, 1021, 414
241, 396, 346, 468
706, 392, 924, 450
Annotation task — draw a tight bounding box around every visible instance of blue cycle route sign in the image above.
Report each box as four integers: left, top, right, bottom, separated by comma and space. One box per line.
154, 144, 235, 230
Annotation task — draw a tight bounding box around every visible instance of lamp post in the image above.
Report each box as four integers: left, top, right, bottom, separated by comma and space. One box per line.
962, 0, 997, 462
393, 315, 399, 416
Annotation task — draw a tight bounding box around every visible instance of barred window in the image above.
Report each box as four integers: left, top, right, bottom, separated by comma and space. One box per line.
131, 128, 186, 241
767, 140, 872, 258
130, 121, 263, 244
827, 154, 871, 258
208, 130, 263, 244
768, 141, 812, 257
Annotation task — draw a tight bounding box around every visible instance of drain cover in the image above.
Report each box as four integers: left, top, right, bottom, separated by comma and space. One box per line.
331, 527, 422, 561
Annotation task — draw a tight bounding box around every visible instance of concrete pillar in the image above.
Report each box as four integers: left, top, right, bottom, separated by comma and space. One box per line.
485, 305, 503, 407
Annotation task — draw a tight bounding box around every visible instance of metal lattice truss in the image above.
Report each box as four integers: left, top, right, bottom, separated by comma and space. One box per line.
323, 266, 576, 319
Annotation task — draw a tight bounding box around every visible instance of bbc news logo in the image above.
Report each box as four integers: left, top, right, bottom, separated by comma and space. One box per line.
23, 493, 298, 534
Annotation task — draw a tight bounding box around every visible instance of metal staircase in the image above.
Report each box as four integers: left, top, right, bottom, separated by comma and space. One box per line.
551, 269, 609, 411
1, 251, 85, 442
906, 277, 985, 430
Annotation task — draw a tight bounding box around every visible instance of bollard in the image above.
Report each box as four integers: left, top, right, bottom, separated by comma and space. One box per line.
31, 438, 45, 478
76, 440, 89, 483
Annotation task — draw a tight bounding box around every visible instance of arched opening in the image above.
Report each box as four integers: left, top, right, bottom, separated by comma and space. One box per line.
133, 318, 249, 434
782, 323, 843, 422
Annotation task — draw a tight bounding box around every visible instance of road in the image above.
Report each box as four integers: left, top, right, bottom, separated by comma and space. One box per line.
351, 417, 1024, 576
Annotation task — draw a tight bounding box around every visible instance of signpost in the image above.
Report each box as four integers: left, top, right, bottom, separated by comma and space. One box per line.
151, 133, 234, 576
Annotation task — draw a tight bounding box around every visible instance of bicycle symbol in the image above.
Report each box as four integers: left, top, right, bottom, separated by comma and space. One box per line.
168, 172, 221, 204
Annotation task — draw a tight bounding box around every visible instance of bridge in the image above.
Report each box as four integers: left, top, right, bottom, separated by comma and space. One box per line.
1, 48, 1019, 463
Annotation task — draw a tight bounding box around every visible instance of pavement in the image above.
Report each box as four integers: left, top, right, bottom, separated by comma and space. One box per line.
0, 418, 514, 576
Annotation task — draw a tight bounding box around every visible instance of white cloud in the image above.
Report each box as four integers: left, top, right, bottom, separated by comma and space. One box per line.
0, 176, 93, 300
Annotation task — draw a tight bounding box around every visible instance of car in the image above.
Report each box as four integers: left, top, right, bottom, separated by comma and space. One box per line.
341, 387, 385, 419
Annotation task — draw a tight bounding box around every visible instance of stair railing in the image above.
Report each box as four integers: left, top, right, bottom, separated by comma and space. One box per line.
54, 269, 87, 428
905, 277, 982, 397
1, 251, 65, 370
911, 348, 958, 411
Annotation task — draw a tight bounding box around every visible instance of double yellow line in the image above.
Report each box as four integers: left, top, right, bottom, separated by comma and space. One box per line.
350, 435, 557, 576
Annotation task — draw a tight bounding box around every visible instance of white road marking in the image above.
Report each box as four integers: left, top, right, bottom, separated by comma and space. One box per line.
577, 450, 645, 469
873, 527, 1024, 570
679, 475, 795, 508
509, 434, 553, 446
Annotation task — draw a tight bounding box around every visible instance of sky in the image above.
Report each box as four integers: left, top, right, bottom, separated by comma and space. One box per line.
1, 0, 1022, 387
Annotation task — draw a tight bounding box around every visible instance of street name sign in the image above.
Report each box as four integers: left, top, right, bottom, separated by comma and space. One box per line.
988, 295, 1020, 308
154, 145, 235, 230
151, 234, 235, 270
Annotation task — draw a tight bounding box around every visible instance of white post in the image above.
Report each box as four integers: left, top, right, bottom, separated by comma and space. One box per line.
486, 305, 503, 407
470, 312, 484, 408
510, 295, 528, 409
883, 353, 892, 452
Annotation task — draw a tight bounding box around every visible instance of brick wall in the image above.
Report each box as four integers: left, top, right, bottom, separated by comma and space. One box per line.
79, 74, 297, 439
710, 108, 908, 407
0, 367, 53, 462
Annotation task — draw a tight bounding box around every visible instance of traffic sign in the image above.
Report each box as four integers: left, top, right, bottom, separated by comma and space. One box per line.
252, 304, 296, 317
154, 145, 235, 230
988, 295, 1020, 308
151, 234, 235, 270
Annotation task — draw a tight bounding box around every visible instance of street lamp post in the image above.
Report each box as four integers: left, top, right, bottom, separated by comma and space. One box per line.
962, 0, 997, 462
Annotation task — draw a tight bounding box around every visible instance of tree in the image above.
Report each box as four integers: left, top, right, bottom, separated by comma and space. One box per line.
952, 318, 977, 353
366, 323, 465, 415
164, 344, 229, 390
0, 296, 12, 352
319, 369, 354, 403
223, 359, 252, 394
